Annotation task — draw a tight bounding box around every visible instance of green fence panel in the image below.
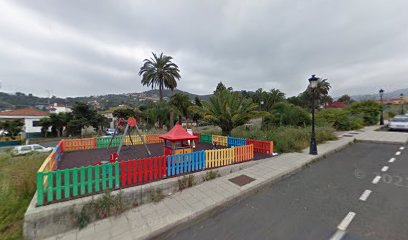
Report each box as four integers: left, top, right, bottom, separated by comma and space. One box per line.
73, 168, 78, 197
200, 133, 212, 144
56, 171, 62, 200
115, 161, 120, 187
37, 172, 44, 206
47, 172, 54, 202
87, 167, 93, 194
96, 136, 123, 148
64, 170, 70, 198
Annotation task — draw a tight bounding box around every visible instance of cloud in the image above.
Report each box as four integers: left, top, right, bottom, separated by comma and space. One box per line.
1, 0, 407, 97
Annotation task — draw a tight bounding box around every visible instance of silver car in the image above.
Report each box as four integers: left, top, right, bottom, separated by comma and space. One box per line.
389, 115, 408, 130
11, 144, 53, 155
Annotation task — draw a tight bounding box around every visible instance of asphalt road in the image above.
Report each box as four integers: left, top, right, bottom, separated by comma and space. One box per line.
161, 142, 407, 240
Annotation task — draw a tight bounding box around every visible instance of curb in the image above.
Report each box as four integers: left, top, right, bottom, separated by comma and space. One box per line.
147, 139, 354, 240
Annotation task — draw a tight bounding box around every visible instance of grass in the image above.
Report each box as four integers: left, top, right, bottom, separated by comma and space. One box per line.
231, 125, 337, 153
0, 151, 49, 240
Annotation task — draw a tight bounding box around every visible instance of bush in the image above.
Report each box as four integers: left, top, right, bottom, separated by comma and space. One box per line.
316, 108, 363, 131
346, 100, 380, 126
262, 102, 311, 128
178, 175, 196, 191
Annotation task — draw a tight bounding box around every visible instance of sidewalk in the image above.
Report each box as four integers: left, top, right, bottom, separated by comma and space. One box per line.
46, 126, 406, 240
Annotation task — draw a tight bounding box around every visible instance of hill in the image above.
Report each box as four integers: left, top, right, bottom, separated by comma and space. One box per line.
349, 88, 408, 101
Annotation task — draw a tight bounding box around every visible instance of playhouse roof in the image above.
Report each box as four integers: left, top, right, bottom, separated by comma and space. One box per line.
159, 123, 198, 142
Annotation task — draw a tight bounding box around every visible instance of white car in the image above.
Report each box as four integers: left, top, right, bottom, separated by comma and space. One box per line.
389, 116, 408, 130
11, 144, 53, 155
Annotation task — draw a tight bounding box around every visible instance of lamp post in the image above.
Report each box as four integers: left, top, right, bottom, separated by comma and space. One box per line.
379, 89, 384, 125
401, 93, 404, 115
308, 75, 319, 155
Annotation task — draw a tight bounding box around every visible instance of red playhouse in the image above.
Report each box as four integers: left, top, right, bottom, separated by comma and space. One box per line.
160, 123, 198, 156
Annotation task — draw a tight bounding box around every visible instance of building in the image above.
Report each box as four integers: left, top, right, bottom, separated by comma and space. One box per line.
325, 101, 348, 109
0, 108, 49, 138
49, 103, 72, 114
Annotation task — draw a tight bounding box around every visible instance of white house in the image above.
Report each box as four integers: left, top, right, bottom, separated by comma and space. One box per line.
49, 103, 72, 114
0, 108, 49, 138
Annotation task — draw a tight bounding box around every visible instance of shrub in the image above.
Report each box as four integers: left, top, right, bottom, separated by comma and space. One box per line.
149, 188, 164, 203
316, 108, 363, 131
178, 175, 196, 191
262, 102, 311, 128
346, 100, 380, 126
204, 170, 220, 181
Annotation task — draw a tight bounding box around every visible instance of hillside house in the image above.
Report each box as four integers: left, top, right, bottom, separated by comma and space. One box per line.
0, 108, 48, 138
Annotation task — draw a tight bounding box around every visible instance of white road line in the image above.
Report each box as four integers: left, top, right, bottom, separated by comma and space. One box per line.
330, 229, 346, 240
372, 175, 381, 184
381, 166, 389, 172
359, 189, 372, 201
337, 212, 356, 231
396, 151, 401, 156
400, 147, 405, 150
389, 158, 396, 163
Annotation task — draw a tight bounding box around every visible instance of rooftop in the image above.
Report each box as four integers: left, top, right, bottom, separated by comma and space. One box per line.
0, 108, 49, 117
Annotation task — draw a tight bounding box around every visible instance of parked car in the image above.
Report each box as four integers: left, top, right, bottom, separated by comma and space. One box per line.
105, 128, 117, 136
389, 115, 408, 130
11, 144, 53, 155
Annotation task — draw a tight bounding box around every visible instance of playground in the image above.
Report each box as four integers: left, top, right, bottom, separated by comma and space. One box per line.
35, 118, 275, 206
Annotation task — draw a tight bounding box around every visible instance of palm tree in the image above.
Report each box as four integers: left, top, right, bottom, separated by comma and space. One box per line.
170, 93, 192, 122
201, 90, 258, 135
139, 52, 181, 101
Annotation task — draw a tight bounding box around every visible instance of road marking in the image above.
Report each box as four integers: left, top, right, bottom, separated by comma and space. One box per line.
337, 212, 356, 231
359, 189, 372, 201
400, 147, 405, 150
330, 229, 346, 240
389, 158, 396, 163
372, 176, 381, 184
381, 166, 389, 172
396, 151, 401, 156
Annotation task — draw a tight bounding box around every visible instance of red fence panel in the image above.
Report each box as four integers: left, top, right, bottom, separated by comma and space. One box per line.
119, 155, 166, 187
246, 139, 273, 155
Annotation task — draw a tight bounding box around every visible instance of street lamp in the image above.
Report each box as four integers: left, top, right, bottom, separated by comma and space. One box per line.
400, 93, 404, 114
308, 75, 319, 155
379, 89, 384, 125
260, 100, 264, 111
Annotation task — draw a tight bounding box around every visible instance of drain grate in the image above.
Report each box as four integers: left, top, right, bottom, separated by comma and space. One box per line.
229, 174, 256, 187
342, 134, 354, 137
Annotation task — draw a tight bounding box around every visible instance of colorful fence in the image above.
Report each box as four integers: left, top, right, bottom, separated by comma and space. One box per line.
96, 136, 122, 148
234, 145, 254, 163
212, 135, 228, 146
144, 134, 163, 144
206, 148, 234, 168
123, 135, 143, 145
120, 156, 166, 187
227, 137, 246, 147
36, 162, 120, 206
246, 139, 273, 154
200, 133, 212, 144
63, 138, 96, 152
167, 151, 206, 177
38, 150, 57, 173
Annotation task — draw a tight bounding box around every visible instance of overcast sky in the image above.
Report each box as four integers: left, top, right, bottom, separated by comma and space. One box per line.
0, 0, 407, 98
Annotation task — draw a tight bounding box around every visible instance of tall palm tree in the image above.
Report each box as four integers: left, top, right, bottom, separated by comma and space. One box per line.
201, 90, 258, 135
139, 52, 181, 101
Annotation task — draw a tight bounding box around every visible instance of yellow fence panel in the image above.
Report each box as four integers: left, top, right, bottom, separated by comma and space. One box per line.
212, 135, 228, 147
205, 148, 234, 168
123, 135, 144, 145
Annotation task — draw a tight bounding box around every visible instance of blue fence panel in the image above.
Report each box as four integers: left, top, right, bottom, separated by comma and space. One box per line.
227, 137, 246, 147
167, 151, 206, 177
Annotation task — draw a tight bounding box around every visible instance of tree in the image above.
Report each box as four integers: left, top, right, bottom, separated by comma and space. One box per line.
262, 102, 311, 128
112, 108, 141, 119
338, 94, 353, 104
214, 82, 227, 94
302, 78, 332, 109
39, 117, 52, 137
251, 88, 285, 112
201, 89, 258, 135
66, 103, 102, 136
170, 93, 192, 122
139, 52, 181, 101
194, 96, 202, 107
0, 120, 24, 138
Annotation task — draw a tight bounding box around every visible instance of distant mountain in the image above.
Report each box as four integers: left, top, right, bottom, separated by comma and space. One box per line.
0, 89, 212, 111
349, 88, 408, 101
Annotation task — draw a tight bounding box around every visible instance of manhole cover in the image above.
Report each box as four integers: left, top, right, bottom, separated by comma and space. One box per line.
349, 132, 360, 135
229, 174, 256, 187
342, 134, 354, 137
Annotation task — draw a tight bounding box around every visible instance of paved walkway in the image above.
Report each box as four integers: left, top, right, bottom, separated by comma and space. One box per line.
46, 126, 407, 240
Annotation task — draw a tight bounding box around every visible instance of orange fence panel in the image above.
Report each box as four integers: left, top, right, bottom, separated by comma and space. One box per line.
234, 144, 254, 163
62, 138, 96, 152
144, 134, 163, 144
